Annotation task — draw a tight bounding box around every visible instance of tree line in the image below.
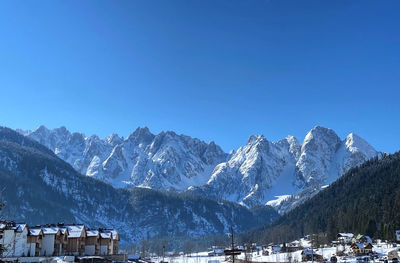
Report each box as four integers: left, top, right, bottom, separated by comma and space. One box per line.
239, 152, 400, 244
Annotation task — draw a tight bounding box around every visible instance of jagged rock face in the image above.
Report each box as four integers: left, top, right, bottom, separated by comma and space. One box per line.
195, 135, 300, 207
24, 126, 227, 190
295, 127, 378, 188
22, 125, 378, 209
190, 126, 378, 208
295, 126, 342, 188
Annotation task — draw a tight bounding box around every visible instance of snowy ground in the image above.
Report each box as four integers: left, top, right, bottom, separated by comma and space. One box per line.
153, 255, 226, 263
152, 241, 399, 263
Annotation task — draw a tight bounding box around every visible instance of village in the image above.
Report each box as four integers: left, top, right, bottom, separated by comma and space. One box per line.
153, 233, 400, 263
2, 222, 400, 263
0, 221, 122, 263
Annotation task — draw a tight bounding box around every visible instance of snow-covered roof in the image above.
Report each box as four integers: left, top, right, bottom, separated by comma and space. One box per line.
59, 227, 68, 234
338, 233, 354, 238
109, 230, 119, 240
42, 227, 60, 235
86, 230, 99, 237
353, 243, 365, 249
0, 222, 27, 232
302, 249, 316, 255
364, 236, 373, 243
29, 228, 43, 236
272, 246, 281, 251
100, 232, 112, 239
12, 223, 27, 233
99, 229, 119, 240
66, 224, 85, 232
66, 224, 85, 238
352, 242, 373, 249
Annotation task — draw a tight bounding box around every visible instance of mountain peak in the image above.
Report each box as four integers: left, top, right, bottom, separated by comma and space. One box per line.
20, 125, 378, 209
345, 133, 377, 157
307, 125, 335, 136
34, 125, 50, 134
247, 134, 266, 145
127, 126, 155, 143
303, 126, 341, 148
106, 133, 122, 146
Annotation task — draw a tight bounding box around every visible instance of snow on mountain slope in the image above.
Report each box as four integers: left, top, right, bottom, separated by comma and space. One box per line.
294, 126, 342, 188
190, 135, 301, 207
269, 130, 379, 214
21, 125, 378, 210
0, 126, 279, 244
24, 126, 227, 190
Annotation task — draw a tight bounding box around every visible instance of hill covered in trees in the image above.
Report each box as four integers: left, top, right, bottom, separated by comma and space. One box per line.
0, 126, 278, 245
240, 152, 400, 244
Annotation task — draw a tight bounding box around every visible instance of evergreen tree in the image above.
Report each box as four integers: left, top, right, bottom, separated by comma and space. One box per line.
240, 152, 400, 244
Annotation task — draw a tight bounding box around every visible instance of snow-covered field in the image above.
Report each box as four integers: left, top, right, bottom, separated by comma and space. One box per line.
153, 241, 398, 263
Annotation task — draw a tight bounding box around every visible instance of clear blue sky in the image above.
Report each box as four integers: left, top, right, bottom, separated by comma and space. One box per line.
0, 0, 399, 153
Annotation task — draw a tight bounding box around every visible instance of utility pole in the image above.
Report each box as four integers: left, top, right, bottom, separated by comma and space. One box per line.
311, 235, 314, 263
230, 226, 235, 263
163, 245, 165, 263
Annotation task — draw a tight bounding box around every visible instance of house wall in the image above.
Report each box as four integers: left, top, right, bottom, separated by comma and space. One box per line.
40, 235, 55, 256
67, 238, 79, 253
14, 229, 28, 257
86, 236, 98, 246
27, 243, 36, 257
24, 242, 30, 257
113, 242, 118, 254
110, 239, 114, 255
1, 229, 15, 257
85, 245, 95, 256
100, 245, 108, 255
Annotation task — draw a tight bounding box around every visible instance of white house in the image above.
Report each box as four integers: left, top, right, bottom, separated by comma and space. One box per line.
0, 222, 29, 257
40, 226, 61, 256
337, 233, 354, 244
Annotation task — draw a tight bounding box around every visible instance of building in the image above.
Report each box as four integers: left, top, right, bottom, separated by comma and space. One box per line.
26, 227, 44, 257
85, 230, 100, 256
285, 241, 302, 252
55, 226, 69, 256
353, 234, 373, 244
0, 222, 120, 258
350, 242, 373, 255
39, 226, 63, 256
301, 249, 323, 262
65, 224, 87, 256
99, 230, 112, 256
0, 222, 29, 257
337, 233, 354, 244
207, 246, 225, 256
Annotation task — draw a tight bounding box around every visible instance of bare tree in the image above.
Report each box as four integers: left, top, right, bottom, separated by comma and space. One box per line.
287, 252, 293, 263
0, 193, 5, 259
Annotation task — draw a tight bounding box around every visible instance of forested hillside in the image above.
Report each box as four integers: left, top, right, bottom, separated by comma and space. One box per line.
0, 126, 278, 245
240, 152, 400, 244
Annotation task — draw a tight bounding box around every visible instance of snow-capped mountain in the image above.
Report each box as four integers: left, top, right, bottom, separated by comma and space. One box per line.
21, 125, 378, 209
189, 135, 301, 207
24, 125, 227, 189
189, 126, 378, 207
0, 126, 279, 244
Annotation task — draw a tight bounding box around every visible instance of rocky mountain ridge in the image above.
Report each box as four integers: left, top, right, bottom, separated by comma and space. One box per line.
0, 126, 278, 244
20, 125, 378, 209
